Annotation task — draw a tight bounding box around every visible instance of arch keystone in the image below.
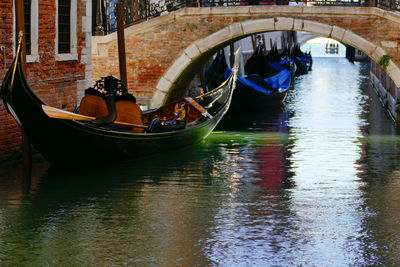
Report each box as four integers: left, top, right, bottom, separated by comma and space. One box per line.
275, 17, 294, 31
242, 19, 275, 35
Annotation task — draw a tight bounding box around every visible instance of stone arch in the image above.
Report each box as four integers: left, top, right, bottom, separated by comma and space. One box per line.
151, 17, 400, 108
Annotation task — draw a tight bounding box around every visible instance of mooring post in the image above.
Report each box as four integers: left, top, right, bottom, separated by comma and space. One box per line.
15, 0, 32, 179
230, 43, 235, 68
262, 34, 267, 55
116, 2, 128, 87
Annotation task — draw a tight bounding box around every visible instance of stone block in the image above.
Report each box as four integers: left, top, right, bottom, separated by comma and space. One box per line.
229, 23, 244, 39
164, 54, 191, 83
370, 7, 385, 17
305, 6, 341, 15
249, 5, 281, 14
342, 30, 375, 55
82, 16, 91, 33
183, 7, 211, 16
242, 19, 275, 35
195, 27, 231, 53
275, 17, 294, 31
302, 20, 332, 37
330, 26, 345, 42
85, 0, 92, 17
382, 10, 400, 24
184, 43, 201, 60
381, 41, 397, 48
156, 77, 172, 94
293, 19, 304, 31
370, 46, 386, 63
150, 89, 166, 108
85, 32, 92, 47
211, 6, 250, 15
386, 62, 400, 89
81, 55, 91, 65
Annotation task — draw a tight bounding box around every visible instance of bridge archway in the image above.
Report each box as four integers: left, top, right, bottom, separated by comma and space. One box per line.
152, 17, 399, 109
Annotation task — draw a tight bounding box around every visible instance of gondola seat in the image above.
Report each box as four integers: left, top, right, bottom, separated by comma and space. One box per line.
77, 92, 145, 133
115, 100, 145, 133
78, 94, 108, 118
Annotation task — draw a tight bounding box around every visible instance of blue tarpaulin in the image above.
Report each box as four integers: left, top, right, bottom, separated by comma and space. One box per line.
268, 59, 290, 72
222, 67, 291, 96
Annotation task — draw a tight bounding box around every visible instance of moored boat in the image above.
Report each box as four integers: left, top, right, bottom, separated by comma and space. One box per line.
205, 49, 291, 114
1, 35, 239, 164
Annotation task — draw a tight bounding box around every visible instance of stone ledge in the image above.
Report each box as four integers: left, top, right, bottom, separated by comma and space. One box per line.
241, 19, 275, 35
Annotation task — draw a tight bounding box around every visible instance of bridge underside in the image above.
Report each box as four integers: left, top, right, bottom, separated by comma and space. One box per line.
92, 6, 400, 119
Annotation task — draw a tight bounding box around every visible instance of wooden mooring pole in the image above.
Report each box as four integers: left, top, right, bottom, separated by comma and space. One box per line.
230, 43, 235, 68
116, 2, 128, 86
15, 0, 32, 179
262, 34, 267, 55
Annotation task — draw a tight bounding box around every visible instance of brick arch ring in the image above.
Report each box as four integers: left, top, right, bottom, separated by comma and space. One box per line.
150, 17, 400, 108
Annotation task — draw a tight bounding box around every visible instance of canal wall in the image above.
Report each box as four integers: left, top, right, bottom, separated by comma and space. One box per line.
370, 61, 400, 121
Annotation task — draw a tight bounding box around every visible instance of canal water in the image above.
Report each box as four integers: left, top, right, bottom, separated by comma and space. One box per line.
1, 57, 400, 266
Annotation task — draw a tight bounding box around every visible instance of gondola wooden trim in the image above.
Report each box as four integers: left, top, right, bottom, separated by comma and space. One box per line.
42, 105, 148, 129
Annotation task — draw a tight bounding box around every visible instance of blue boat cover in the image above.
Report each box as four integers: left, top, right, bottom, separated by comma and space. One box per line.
265, 69, 291, 91
296, 55, 310, 66
223, 67, 291, 96
268, 59, 290, 72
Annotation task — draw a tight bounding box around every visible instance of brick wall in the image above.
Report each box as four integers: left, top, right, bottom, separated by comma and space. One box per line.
0, 0, 90, 161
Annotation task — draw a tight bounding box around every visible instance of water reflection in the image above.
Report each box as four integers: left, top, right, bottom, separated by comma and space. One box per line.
1, 58, 400, 265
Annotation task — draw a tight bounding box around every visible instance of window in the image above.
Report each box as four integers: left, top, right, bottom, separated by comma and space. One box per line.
24, 0, 31, 55
56, 0, 77, 61
58, 0, 71, 53
13, 0, 38, 62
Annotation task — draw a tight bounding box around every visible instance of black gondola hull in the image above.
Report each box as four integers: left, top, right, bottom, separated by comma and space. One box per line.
228, 82, 287, 114
1, 47, 237, 165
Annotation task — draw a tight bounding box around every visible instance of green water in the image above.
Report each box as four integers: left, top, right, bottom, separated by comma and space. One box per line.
1, 58, 400, 266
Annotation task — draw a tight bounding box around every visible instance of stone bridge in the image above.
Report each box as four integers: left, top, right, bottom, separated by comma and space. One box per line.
91, 6, 400, 110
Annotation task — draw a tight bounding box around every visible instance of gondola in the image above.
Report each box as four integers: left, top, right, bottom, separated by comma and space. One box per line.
0, 35, 239, 164
205, 48, 291, 114
293, 44, 312, 74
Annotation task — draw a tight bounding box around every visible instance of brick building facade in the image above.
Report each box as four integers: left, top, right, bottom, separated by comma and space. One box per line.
0, 0, 92, 161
